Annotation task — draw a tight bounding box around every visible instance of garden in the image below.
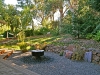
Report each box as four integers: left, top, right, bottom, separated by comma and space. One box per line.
0, 0, 100, 64
0, 0, 100, 75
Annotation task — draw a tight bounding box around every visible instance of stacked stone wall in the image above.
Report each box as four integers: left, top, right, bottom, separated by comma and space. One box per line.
45, 45, 100, 65
92, 50, 100, 65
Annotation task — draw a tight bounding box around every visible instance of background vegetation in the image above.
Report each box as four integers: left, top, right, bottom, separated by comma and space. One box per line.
0, 0, 100, 49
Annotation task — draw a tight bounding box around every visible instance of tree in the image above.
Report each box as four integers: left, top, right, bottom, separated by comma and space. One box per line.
0, 0, 6, 26
17, 0, 32, 8
44, 0, 70, 34
89, 0, 100, 11
4, 5, 20, 35
64, 0, 100, 39
17, 0, 37, 36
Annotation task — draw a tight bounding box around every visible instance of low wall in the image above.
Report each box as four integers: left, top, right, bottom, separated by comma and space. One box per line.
45, 45, 100, 65
45, 45, 67, 53
92, 50, 100, 65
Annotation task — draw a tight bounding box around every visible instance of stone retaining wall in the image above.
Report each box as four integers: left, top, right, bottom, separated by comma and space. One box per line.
45, 45, 100, 65
45, 45, 67, 53
92, 50, 100, 65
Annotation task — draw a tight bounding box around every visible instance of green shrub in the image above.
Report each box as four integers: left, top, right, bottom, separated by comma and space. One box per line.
59, 51, 64, 56
50, 29, 59, 36
34, 27, 50, 35
39, 27, 50, 34
17, 31, 25, 42
93, 31, 100, 41
29, 45, 36, 50
86, 33, 94, 39
61, 24, 73, 34
34, 29, 43, 35
71, 45, 85, 60
17, 42, 28, 52
25, 29, 34, 37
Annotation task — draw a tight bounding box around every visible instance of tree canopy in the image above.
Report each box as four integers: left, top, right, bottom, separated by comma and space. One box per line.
0, 0, 100, 40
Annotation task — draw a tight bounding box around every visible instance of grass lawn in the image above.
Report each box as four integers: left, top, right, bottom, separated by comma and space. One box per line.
0, 34, 67, 50
0, 34, 100, 50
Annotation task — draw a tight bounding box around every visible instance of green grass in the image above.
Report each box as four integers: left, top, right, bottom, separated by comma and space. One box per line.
0, 35, 65, 50
0, 34, 100, 50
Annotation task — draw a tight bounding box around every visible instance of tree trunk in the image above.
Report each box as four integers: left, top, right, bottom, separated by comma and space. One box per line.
58, 4, 63, 34
32, 19, 34, 36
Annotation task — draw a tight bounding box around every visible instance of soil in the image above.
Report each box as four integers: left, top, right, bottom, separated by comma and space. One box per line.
54, 34, 100, 50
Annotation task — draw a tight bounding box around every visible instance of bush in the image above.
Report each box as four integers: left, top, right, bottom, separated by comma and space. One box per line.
34, 27, 50, 35
71, 45, 85, 60
29, 45, 36, 50
61, 24, 73, 34
86, 33, 94, 39
34, 29, 43, 35
59, 51, 64, 56
39, 27, 50, 34
93, 31, 100, 41
50, 29, 59, 36
17, 42, 28, 52
25, 29, 34, 37
17, 31, 25, 42
34, 42, 47, 50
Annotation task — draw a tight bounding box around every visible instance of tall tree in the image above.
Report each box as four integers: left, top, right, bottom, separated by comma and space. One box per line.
0, 0, 6, 25
66, 0, 100, 38
44, 0, 70, 33
5, 5, 19, 32
17, 0, 32, 8
89, 0, 100, 11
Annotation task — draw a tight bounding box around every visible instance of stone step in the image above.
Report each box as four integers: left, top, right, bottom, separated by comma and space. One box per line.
0, 49, 6, 55
0, 59, 40, 75
0, 49, 40, 75
0, 50, 13, 59
3, 50, 13, 59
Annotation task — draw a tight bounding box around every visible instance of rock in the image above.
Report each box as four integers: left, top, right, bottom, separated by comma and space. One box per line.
80, 47, 86, 50
92, 55, 97, 59
84, 51, 92, 62
66, 44, 75, 51
95, 50, 100, 53
94, 56, 100, 62
97, 53, 100, 57
93, 51, 97, 55
44, 44, 100, 65
92, 60, 99, 64
65, 50, 73, 59
63, 46, 67, 49
88, 48, 96, 51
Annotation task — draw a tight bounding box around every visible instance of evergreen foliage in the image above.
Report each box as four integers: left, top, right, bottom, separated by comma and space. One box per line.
0, 0, 100, 41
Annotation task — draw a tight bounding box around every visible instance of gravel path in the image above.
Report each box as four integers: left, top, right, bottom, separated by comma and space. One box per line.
7, 51, 100, 75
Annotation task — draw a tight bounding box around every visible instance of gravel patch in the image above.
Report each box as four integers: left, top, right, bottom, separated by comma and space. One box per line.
7, 51, 100, 75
